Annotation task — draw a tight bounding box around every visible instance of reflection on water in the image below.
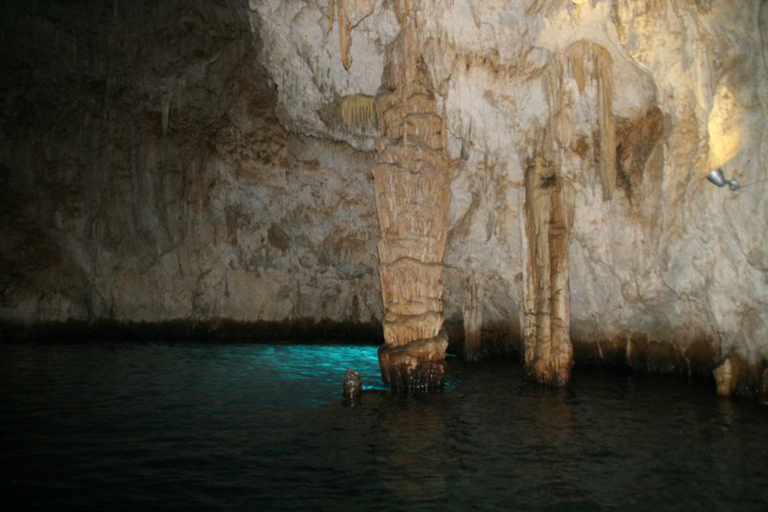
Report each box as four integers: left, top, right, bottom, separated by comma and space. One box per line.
1, 342, 767, 510
378, 395, 450, 505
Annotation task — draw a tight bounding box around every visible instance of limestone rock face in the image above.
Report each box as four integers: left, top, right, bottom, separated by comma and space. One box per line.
248, 0, 398, 150
0, 0, 383, 335
2, 0, 768, 394
252, 0, 768, 391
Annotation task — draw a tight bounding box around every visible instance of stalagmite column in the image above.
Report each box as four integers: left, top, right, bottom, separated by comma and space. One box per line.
373, 3, 450, 391
462, 273, 483, 363
523, 157, 573, 385
713, 357, 743, 397
520, 41, 615, 386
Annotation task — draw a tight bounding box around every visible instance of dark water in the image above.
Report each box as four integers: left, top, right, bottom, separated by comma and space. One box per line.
1, 342, 767, 511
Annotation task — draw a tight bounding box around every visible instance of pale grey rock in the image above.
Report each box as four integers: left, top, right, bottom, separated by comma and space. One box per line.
0, 0, 382, 333
248, 0, 398, 150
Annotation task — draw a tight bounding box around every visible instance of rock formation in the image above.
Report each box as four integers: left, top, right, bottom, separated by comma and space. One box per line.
342, 367, 362, 403
0, 0, 383, 340
372, 3, 450, 391
2, 0, 768, 396
523, 156, 573, 386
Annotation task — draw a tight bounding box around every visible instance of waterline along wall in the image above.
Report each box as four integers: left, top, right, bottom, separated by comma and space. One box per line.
1, 0, 768, 397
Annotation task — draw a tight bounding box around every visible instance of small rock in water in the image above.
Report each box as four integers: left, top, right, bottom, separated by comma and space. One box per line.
342, 368, 362, 402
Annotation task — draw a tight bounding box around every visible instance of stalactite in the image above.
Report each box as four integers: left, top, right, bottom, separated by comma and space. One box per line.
326, 0, 352, 69
393, 0, 411, 23
462, 273, 483, 363
563, 41, 616, 201
340, 94, 376, 133
338, 0, 351, 70
566, 43, 586, 93
595, 45, 616, 201
714, 357, 742, 397
523, 157, 573, 386
373, 8, 450, 392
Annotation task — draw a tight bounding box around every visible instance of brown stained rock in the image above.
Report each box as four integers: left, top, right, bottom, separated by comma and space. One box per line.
625, 336, 688, 374
646, 340, 687, 374
571, 338, 603, 365
320, 94, 378, 136
594, 44, 616, 201
558, 41, 617, 201
518, 41, 621, 384
712, 357, 768, 398
625, 335, 649, 369
338, 0, 352, 70
523, 157, 573, 386
615, 106, 665, 203
519, 41, 621, 386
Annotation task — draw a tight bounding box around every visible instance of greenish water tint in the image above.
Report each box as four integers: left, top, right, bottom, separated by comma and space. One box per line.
1, 341, 767, 510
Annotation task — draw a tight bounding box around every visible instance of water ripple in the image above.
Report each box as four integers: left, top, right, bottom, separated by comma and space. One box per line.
1, 342, 767, 510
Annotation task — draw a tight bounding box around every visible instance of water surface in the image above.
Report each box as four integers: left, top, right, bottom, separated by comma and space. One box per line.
1, 342, 767, 510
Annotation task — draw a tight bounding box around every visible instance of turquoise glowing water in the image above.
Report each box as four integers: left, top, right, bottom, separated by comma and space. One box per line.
1, 341, 767, 510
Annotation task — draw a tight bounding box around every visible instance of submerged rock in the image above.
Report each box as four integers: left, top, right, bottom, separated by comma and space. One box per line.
342, 368, 362, 402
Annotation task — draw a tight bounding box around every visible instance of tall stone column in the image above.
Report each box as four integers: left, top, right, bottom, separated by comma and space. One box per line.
519, 41, 614, 386
373, 10, 450, 391
522, 157, 573, 386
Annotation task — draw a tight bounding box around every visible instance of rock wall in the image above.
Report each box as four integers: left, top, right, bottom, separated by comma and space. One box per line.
2, 0, 768, 393
0, 0, 383, 339
251, 0, 768, 393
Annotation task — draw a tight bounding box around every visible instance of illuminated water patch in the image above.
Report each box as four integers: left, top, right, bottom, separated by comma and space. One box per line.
246, 344, 384, 409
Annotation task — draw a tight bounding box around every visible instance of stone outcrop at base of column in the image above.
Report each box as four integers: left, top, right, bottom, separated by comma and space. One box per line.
379, 332, 448, 392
